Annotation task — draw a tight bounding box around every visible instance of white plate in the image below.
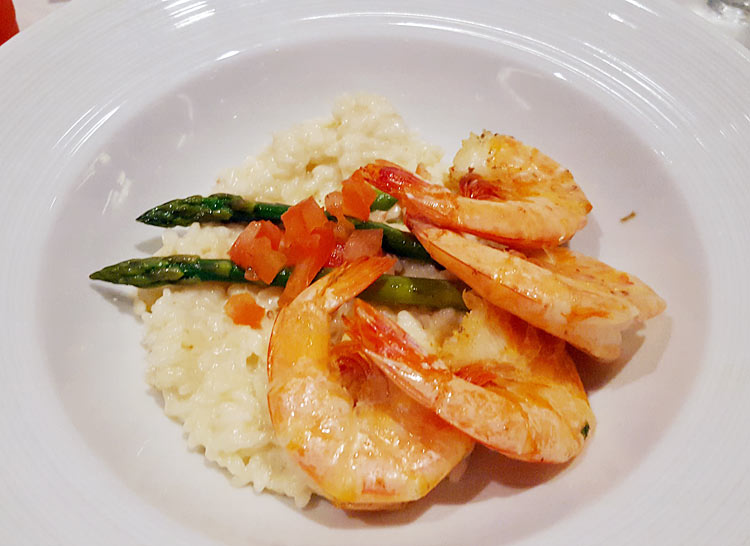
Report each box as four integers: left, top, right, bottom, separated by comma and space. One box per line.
1, 0, 749, 544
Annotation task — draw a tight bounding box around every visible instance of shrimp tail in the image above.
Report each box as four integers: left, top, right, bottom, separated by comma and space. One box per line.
351, 161, 444, 202
347, 297, 596, 463
345, 300, 447, 409
300, 255, 397, 312
268, 260, 474, 508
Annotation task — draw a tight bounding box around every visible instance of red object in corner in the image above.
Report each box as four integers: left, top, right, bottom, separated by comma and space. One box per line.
0, 0, 19, 45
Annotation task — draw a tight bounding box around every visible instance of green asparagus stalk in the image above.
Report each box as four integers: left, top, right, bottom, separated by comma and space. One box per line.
90, 256, 467, 310
136, 194, 289, 227
137, 191, 397, 226
136, 193, 432, 263
89, 255, 250, 288
361, 274, 467, 310
371, 189, 398, 211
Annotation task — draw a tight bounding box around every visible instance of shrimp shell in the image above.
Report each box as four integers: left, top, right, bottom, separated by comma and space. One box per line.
267, 256, 474, 510
407, 218, 665, 360
351, 132, 591, 249
346, 293, 595, 463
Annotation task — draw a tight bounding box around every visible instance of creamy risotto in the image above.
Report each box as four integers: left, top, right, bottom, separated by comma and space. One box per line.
134, 94, 453, 506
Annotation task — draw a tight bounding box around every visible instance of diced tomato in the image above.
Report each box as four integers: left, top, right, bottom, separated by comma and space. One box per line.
279, 225, 336, 305
324, 190, 355, 241
281, 197, 335, 265
275, 197, 349, 304
326, 241, 346, 268
257, 220, 283, 247
343, 229, 383, 262
229, 222, 262, 269
332, 220, 355, 243
281, 197, 328, 240
224, 293, 266, 328
324, 190, 345, 218
251, 237, 288, 284
282, 225, 336, 265
229, 220, 286, 284
309, 226, 336, 274
341, 176, 376, 221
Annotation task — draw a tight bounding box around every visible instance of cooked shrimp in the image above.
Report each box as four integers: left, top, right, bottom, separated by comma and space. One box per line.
351, 132, 591, 248
345, 292, 595, 463
524, 246, 666, 321
266, 256, 474, 510
407, 218, 664, 361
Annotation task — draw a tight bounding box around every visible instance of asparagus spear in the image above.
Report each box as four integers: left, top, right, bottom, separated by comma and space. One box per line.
90, 256, 467, 310
89, 255, 250, 288
372, 189, 398, 211
136, 193, 432, 263
361, 274, 467, 310
137, 192, 397, 226
136, 194, 289, 227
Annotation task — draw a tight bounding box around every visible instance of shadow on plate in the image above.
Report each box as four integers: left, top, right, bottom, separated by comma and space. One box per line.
90, 283, 139, 316
299, 312, 674, 528
576, 312, 673, 392
300, 446, 568, 527
135, 236, 165, 255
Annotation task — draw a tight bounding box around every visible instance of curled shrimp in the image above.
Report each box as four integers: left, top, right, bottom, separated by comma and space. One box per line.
267, 256, 474, 510
407, 218, 665, 361
345, 292, 595, 463
351, 132, 591, 249
524, 245, 666, 322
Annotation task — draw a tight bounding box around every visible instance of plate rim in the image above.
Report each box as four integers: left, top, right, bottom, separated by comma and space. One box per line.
1, 1, 749, 544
